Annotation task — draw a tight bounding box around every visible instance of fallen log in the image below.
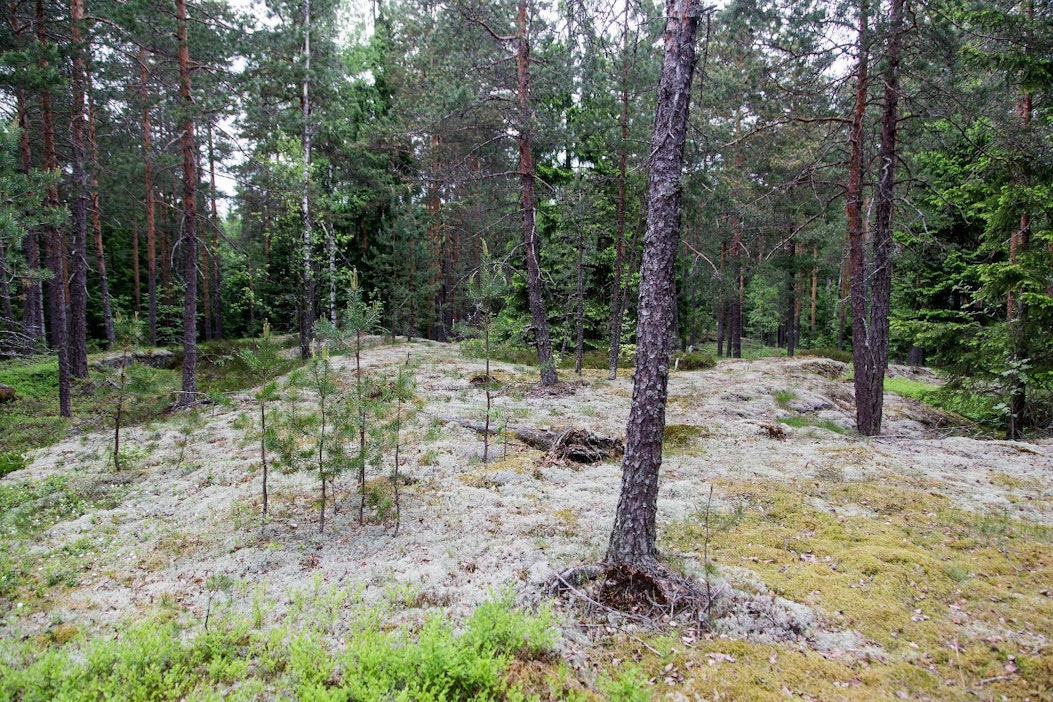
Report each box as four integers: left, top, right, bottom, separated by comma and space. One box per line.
445, 418, 623, 464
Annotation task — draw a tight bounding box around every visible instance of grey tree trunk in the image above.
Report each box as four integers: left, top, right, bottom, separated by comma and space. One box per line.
606, 0, 700, 567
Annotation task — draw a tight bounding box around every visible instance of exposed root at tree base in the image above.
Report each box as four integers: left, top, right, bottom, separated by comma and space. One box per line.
544, 562, 722, 634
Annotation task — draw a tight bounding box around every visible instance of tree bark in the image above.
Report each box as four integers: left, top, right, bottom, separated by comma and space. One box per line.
516, 0, 558, 386
87, 69, 115, 347
68, 0, 90, 377
177, 0, 198, 405
37, 0, 70, 416
12, 0, 44, 347
607, 0, 699, 567
139, 48, 158, 345
847, 0, 872, 432
207, 123, 222, 340
299, 0, 315, 360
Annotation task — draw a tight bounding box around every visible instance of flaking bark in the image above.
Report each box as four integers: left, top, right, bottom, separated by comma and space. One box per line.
606, 0, 700, 567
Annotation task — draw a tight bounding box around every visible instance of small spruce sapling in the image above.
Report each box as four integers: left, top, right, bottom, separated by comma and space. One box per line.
468, 242, 506, 463
236, 323, 283, 520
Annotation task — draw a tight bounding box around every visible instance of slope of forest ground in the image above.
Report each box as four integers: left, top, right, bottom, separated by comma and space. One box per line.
1, 339, 1051, 701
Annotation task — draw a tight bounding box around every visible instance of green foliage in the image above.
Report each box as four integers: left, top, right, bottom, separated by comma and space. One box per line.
0, 450, 26, 478
0, 594, 559, 701
597, 666, 651, 702
778, 414, 848, 434
673, 351, 716, 371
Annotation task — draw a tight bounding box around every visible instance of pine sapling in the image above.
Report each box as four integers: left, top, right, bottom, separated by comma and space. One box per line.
468, 242, 506, 464
237, 322, 282, 520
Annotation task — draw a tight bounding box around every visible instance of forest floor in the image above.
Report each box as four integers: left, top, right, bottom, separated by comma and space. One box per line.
2, 339, 1051, 700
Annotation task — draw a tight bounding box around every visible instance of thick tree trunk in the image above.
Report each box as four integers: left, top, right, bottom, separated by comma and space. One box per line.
139, 48, 158, 345
847, 0, 872, 432
177, 0, 198, 405
517, 0, 558, 386
37, 0, 70, 416
607, 0, 699, 567
608, 0, 632, 380
12, 1, 44, 347
88, 72, 115, 347
68, 0, 90, 378
299, 0, 315, 360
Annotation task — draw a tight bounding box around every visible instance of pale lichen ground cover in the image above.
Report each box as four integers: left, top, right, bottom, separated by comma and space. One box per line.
2, 340, 1051, 699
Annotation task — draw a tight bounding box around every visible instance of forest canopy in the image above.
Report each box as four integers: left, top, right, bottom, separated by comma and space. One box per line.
0, 0, 1050, 436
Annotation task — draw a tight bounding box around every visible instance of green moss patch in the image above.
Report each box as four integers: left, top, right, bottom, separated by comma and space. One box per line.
659, 478, 1053, 700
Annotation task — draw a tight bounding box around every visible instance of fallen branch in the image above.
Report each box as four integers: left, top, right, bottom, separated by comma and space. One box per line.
444, 418, 623, 464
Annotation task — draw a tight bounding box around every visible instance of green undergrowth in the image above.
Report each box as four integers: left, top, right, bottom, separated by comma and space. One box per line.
659, 478, 1053, 700
0, 472, 131, 604
0, 590, 560, 702
0, 338, 307, 463
777, 414, 848, 434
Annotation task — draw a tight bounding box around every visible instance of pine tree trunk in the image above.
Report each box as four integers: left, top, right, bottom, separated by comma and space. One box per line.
608, 0, 631, 381
729, 217, 743, 358
12, 0, 44, 348
0, 237, 12, 336
299, 0, 315, 360
606, 0, 699, 567
574, 223, 585, 376
68, 0, 90, 378
177, 0, 198, 405
859, 0, 903, 437
847, 0, 872, 433
209, 130, 222, 340
37, 0, 70, 416
139, 48, 158, 345
517, 0, 558, 386
132, 220, 141, 313
88, 71, 115, 347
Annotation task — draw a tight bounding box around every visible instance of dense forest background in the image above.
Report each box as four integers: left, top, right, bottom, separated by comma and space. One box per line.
0, 0, 1050, 436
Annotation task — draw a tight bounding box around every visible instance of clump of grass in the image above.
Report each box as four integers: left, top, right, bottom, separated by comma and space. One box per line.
663, 423, 709, 449
884, 376, 939, 400
773, 388, 796, 406
800, 347, 853, 363
778, 414, 847, 434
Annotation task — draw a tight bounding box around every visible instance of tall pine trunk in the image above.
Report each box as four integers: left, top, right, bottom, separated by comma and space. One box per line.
37, 0, 70, 416
12, 0, 44, 347
139, 48, 158, 345
847, 0, 871, 432
516, 0, 557, 386
68, 0, 90, 377
207, 120, 222, 339
177, 0, 198, 405
607, 0, 699, 567
87, 70, 115, 347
